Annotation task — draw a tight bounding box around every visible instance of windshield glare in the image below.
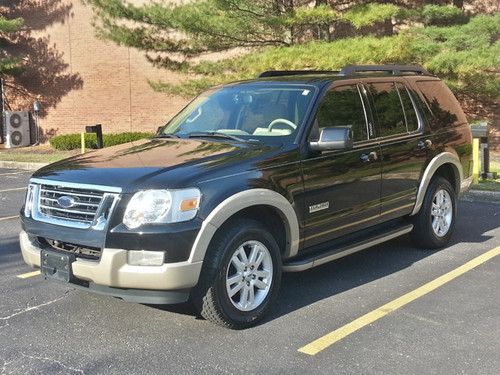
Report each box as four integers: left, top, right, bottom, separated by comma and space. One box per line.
161, 84, 316, 143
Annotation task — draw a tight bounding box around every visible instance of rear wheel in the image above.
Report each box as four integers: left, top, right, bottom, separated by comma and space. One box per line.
411, 176, 457, 248
191, 219, 282, 329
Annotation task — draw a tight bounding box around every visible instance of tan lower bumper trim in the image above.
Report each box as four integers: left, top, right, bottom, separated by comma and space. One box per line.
19, 231, 202, 290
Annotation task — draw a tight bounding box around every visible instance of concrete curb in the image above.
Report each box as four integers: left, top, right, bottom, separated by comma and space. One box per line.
0, 160, 48, 171
462, 189, 500, 203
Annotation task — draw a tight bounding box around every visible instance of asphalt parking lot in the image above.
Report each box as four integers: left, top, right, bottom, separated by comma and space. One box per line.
0, 167, 499, 374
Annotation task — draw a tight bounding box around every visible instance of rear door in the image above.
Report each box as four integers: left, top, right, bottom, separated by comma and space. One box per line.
301, 83, 382, 248
363, 79, 428, 222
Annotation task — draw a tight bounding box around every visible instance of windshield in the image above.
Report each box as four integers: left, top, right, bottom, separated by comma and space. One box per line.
160, 84, 317, 143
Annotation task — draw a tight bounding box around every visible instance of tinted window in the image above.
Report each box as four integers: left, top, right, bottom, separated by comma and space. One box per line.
315, 85, 367, 142
396, 83, 419, 132
367, 82, 406, 137
416, 80, 467, 129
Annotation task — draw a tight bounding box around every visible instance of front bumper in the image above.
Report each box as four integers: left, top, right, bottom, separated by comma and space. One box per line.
20, 231, 203, 301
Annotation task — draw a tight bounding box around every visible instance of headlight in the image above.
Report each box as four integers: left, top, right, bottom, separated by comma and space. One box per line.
123, 188, 200, 229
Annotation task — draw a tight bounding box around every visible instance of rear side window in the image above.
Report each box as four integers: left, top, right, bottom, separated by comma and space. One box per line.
416, 80, 467, 129
396, 83, 419, 132
367, 82, 407, 137
315, 85, 368, 142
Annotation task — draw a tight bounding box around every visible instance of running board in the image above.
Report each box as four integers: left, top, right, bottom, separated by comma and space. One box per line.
283, 224, 414, 272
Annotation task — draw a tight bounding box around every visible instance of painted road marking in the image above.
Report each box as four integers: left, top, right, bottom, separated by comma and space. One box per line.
0, 187, 26, 193
0, 215, 18, 222
298, 246, 500, 356
17, 270, 41, 279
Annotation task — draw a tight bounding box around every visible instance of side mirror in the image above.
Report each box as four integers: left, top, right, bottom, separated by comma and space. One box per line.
309, 126, 353, 151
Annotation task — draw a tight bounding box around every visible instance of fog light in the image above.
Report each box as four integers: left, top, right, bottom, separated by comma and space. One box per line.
127, 250, 165, 266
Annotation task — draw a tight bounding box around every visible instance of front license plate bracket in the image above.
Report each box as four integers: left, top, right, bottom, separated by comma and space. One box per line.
41, 250, 75, 283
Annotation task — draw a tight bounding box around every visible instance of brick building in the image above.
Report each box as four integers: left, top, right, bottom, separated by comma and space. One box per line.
5, 0, 188, 139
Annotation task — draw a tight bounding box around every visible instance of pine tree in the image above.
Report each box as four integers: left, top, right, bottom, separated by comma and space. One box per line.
0, 14, 23, 76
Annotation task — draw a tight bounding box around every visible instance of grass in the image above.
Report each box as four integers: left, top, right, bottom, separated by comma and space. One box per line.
0, 145, 78, 164
471, 160, 500, 192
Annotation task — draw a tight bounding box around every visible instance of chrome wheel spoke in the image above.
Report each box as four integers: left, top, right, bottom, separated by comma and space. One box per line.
431, 203, 439, 217
253, 269, 269, 279
231, 256, 245, 272
239, 286, 249, 307
254, 251, 265, 268
248, 244, 260, 263
229, 282, 244, 298
227, 274, 242, 287
254, 279, 268, 290
237, 247, 249, 263
248, 285, 255, 306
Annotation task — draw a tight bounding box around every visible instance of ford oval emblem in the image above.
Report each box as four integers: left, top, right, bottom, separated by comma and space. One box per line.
57, 195, 76, 208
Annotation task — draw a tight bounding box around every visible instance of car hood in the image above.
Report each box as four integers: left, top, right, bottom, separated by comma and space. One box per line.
32, 138, 282, 192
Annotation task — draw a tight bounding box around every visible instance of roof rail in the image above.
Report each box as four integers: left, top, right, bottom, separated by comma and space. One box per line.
258, 70, 339, 78
339, 64, 430, 76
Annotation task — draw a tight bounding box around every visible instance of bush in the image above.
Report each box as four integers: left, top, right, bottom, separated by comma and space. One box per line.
49, 132, 154, 151
420, 5, 468, 26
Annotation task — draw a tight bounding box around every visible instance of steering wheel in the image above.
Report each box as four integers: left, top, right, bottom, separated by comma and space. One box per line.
268, 118, 297, 132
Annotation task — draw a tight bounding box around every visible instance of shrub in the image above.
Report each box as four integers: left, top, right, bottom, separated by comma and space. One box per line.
420, 5, 468, 26
49, 132, 154, 151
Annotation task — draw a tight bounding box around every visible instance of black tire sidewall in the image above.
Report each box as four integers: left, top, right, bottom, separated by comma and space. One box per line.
209, 221, 282, 327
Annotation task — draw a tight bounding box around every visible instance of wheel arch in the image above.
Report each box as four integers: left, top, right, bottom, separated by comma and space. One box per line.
188, 189, 300, 263
411, 152, 463, 216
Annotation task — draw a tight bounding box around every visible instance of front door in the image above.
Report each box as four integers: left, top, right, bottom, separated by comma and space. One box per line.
301, 83, 382, 249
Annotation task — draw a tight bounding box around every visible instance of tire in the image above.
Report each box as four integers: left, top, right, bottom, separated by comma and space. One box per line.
191, 218, 282, 329
411, 176, 457, 249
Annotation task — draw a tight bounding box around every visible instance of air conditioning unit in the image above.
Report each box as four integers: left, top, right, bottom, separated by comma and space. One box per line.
3, 111, 31, 148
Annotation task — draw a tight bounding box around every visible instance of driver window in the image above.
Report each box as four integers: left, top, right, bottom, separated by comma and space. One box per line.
313, 85, 368, 142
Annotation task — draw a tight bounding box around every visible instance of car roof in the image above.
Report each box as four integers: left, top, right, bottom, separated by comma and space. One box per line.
222, 65, 436, 88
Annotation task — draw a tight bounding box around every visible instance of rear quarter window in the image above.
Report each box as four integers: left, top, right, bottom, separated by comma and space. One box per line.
416, 80, 467, 129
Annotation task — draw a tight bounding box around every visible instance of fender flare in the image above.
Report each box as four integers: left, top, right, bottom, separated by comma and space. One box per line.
188, 189, 300, 262
411, 152, 463, 216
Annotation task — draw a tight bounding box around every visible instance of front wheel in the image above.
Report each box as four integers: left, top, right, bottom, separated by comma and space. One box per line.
411, 176, 457, 249
191, 219, 282, 329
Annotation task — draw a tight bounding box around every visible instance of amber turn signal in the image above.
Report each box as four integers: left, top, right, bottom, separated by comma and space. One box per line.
180, 198, 199, 211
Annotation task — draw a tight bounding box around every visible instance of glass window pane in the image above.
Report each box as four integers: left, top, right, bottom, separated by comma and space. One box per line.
368, 82, 407, 137
315, 85, 367, 142
416, 80, 467, 129
396, 83, 419, 132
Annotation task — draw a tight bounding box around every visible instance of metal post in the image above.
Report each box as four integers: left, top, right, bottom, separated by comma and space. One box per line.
81, 132, 85, 154
85, 124, 103, 149
472, 138, 479, 185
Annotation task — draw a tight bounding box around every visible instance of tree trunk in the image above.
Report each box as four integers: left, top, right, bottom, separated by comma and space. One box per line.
452, 0, 464, 9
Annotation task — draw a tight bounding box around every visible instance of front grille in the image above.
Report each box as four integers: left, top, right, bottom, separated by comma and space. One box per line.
39, 184, 105, 224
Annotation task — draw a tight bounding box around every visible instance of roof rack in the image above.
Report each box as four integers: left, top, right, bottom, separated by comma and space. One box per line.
339, 64, 430, 76
258, 70, 339, 78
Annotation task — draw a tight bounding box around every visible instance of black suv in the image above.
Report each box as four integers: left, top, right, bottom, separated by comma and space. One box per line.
20, 65, 472, 328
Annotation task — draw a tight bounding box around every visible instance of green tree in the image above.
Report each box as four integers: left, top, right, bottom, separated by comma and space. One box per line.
0, 14, 24, 76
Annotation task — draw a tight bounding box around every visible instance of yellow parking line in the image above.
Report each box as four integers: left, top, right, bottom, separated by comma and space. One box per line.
0, 187, 26, 193
0, 215, 18, 222
298, 246, 500, 356
17, 270, 41, 279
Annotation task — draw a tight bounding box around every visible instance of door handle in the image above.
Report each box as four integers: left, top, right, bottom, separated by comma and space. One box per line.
360, 151, 378, 162
417, 139, 432, 150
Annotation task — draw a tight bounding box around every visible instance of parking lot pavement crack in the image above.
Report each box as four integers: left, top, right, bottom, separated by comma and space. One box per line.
20, 353, 85, 375
0, 293, 68, 325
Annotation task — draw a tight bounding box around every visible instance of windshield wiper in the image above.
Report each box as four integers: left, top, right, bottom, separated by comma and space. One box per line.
187, 132, 245, 142
155, 134, 180, 139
